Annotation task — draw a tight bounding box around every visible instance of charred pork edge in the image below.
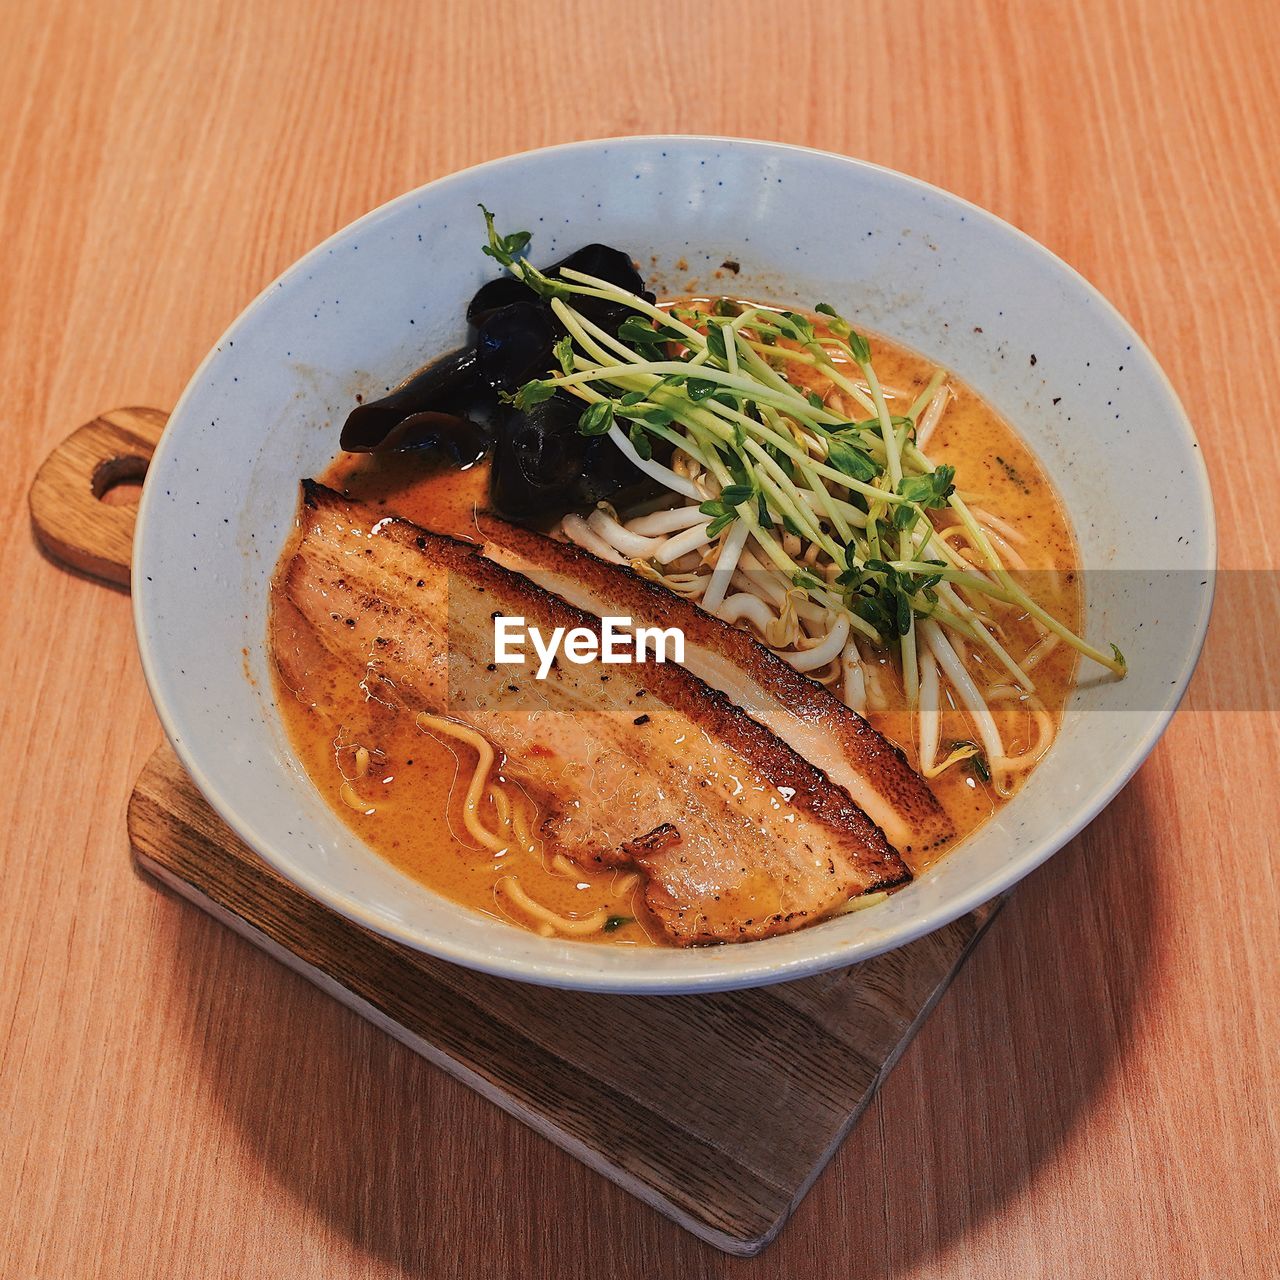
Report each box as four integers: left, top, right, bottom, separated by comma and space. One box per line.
476, 512, 953, 854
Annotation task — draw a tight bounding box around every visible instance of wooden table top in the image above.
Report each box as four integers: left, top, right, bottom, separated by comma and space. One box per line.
3, 1, 1277, 1276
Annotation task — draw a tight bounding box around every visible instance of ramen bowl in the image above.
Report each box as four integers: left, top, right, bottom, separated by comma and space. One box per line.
133, 137, 1214, 992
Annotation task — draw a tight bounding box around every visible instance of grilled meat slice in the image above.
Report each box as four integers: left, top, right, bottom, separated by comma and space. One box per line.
478, 515, 952, 860
278, 482, 910, 944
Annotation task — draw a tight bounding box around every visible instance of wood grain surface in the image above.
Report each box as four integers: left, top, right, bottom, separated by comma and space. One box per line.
2, 1, 1277, 1277
127, 743, 999, 1257
28, 407, 166, 585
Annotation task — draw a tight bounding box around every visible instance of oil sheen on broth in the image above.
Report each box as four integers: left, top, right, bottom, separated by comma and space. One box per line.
269, 317, 1081, 947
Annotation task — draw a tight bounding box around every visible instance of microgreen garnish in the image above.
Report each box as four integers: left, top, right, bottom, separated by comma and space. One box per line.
825, 436, 879, 483
479, 204, 530, 269
512, 379, 558, 410
897, 465, 956, 508
479, 208, 1127, 685
699, 482, 757, 537
578, 400, 615, 435
718, 482, 756, 507
627, 421, 653, 460
617, 316, 682, 352
553, 334, 574, 375
815, 303, 870, 361
943, 741, 985, 774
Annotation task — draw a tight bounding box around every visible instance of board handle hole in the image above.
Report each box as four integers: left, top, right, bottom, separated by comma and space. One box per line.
92, 455, 148, 506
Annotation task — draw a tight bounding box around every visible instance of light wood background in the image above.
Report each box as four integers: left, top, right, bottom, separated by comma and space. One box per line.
3, 1, 1277, 1276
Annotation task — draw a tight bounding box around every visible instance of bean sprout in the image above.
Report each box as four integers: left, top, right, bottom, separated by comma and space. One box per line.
623, 504, 712, 536
920, 620, 1006, 764
702, 518, 750, 613
915, 382, 951, 449
655, 520, 714, 565
716, 592, 777, 634
560, 513, 625, 563
840, 639, 868, 716
587, 505, 663, 557
782, 616, 851, 672
476, 243, 1123, 806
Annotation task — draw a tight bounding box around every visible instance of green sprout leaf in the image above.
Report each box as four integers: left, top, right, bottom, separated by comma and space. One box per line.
852, 596, 890, 637
816, 306, 870, 361
514, 379, 558, 410
892, 503, 921, 533
627, 420, 653, 460
814, 302, 852, 339
846, 330, 871, 363
719, 483, 755, 508
765, 440, 795, 481
721, 449, 751, 490
553, 335, 574, 375
826, 436, 879, 483
897, 465, 956, 508
520, 260, 570, 299
836, 564, 870, 593
617, 316, 682, 352
910, 561, 947, 595
776, 311, 816, 344
578, 400, 615, 436
478, 204, 532, 269
698, 497, 739, 538
617, 316, 660, 347
894, 590, 912, 635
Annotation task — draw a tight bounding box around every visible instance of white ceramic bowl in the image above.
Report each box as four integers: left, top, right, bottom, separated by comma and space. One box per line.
133, 137, 1214, 993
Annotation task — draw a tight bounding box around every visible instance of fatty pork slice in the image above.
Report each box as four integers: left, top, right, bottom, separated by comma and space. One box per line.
279, 482, 910, 944
479, 514, 953, 861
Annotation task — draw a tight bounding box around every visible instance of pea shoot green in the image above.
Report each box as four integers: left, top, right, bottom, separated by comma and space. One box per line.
481, 207, 1126, 711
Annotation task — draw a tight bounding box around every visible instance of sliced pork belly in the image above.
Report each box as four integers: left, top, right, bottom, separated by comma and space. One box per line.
280, 482, 910, 944
477, 515, 953, 860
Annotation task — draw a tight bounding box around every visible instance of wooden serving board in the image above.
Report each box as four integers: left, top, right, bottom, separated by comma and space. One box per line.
33, 408, 1004, 1257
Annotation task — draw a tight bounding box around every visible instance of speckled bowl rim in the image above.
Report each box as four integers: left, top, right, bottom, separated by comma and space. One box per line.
134, 136, 1216, 993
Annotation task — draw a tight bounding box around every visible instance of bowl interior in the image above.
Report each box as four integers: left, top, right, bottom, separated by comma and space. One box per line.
134, 138, 1213, 992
